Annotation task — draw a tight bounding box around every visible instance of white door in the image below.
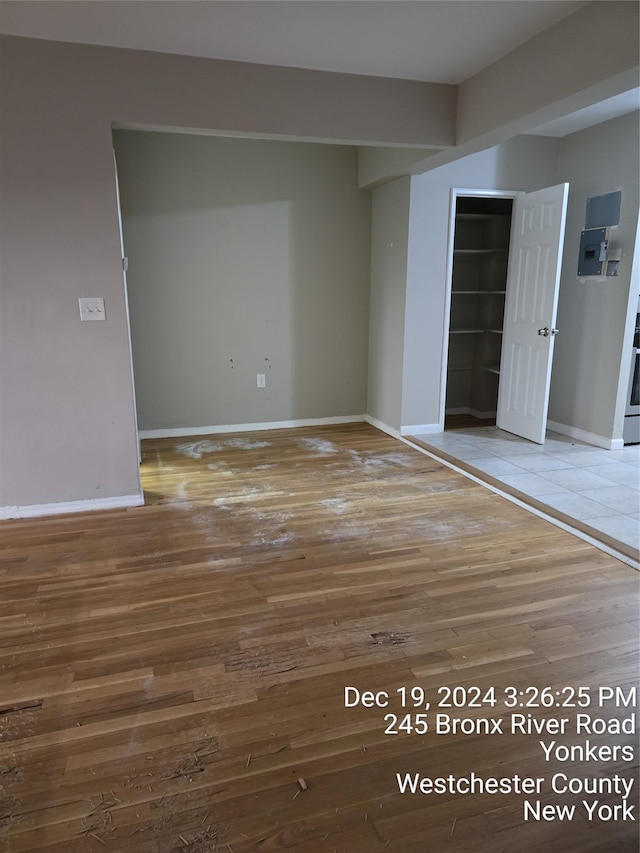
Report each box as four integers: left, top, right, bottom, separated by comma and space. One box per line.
497, 183, 569, 444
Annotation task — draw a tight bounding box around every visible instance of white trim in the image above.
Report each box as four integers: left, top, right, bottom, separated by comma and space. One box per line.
140, 415, 365, 439
547, 419, 623, 450
400, 423, 441, 436
364, 414, 401, 439
0, 493, 144, 520
401, 437, 638, 571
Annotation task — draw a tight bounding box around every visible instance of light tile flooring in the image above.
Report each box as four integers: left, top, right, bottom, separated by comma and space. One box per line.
411, 427, 640, 558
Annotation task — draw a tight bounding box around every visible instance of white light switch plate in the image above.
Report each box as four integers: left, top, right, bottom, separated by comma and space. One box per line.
79, 297, 105, 321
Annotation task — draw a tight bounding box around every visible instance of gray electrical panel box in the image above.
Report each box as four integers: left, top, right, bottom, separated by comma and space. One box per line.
578, 227, 608, 276
585, 190, 621, 229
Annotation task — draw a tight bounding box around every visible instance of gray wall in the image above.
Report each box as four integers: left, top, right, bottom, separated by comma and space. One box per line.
0, 34, 450, 512
367, 120, 639, 444
366, 178, 411, 434
114, 131, 371, 430
549, 111, 640, 444
0, 19, 636, 511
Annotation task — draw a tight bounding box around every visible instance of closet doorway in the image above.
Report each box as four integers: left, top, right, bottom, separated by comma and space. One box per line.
443, 184, 569, 443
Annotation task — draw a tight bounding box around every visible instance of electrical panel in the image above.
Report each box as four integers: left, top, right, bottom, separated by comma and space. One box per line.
577, 227, 609, 277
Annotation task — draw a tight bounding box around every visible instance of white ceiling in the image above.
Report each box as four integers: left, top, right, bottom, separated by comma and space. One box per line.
0, 0, 636, 137
0, 0, 586, 85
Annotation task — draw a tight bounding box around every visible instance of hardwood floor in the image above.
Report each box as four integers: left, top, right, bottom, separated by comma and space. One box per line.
1, 424, 638, 852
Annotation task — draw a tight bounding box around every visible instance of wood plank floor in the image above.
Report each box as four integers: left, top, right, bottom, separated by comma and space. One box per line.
1, 424, 638, 852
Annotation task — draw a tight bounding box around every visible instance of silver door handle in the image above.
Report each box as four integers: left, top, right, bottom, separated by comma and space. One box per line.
537, 327, 559, 337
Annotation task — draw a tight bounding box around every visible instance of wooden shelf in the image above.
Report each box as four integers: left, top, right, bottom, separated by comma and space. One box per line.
448, 364, 474, 372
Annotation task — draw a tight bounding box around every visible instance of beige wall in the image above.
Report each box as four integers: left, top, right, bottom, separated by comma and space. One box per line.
379, 2, 639, 183
457, 2, 639, 148
114, 130, 371, 431
0, 34, 451, 512
367, 177, 411, 434
368, 119, 639, 444
0, 11, 636, 512
549, 111, 640, 445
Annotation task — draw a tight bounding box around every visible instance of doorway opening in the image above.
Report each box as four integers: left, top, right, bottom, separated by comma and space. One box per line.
444, 194, 514, 432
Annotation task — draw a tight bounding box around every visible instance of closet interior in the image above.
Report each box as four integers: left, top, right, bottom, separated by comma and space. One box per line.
445, 196, 514, 428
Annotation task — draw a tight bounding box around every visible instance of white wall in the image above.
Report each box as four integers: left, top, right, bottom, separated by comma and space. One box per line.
549, 111, 640, 446
401, 135, 560, 430
114, 130, 371, 430
367, 177, 411, 434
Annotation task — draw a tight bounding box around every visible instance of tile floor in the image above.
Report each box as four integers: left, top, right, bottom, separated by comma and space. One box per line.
411, 427, 640, 559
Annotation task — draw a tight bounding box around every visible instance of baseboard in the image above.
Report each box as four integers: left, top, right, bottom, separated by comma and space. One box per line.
445, 408, 496, 419
400, 423, 441, 436
364, 414, 401, 439
546, 420, 623, 451
0, 493, 145, 520
470, 408, 497, 420
140, 415, 366, 439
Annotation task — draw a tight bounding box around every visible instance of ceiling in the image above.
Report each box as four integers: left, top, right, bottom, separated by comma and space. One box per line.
0, 0, 586, 85
0, 1, 637, 137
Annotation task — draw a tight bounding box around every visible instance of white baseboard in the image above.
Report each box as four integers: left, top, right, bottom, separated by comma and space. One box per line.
140, 415, 366, 439
0, 493, 145, 520
364, 414, 401, 439
546, 420, 623, 451
400, 423, 441, 436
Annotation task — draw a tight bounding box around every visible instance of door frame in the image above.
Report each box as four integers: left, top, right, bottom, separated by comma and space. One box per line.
438, 188, 522, 431
113, 149, 142, 465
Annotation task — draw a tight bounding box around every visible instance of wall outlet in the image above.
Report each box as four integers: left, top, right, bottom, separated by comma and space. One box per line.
79, 297, 105, 321
257, 373, 266, 388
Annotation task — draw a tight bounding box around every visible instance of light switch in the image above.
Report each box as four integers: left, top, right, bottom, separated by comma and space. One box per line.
79, 297, 105, 321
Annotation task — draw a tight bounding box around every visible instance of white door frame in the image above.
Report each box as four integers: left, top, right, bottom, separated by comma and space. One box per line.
113, 150, 142, 465
438, 188, 522, 431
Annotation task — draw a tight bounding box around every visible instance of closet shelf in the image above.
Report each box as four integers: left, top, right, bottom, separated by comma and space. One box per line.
455, 213, 512, 221
453, 248, 508, 255
448, 364, 474, 372
451, 290, 506, 295
449, 328, 504, 335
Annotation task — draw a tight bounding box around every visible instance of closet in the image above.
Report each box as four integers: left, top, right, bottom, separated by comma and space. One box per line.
445, 196, 514, 425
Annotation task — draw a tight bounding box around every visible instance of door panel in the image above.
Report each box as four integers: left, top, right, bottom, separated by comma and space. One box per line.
497, 183, 569, 444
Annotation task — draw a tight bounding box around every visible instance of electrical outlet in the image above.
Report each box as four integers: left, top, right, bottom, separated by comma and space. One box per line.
257, 374, 266, 388
79, 297, 105, 321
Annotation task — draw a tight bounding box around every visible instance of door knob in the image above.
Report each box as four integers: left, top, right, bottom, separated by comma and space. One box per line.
537, 327, 559, 337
